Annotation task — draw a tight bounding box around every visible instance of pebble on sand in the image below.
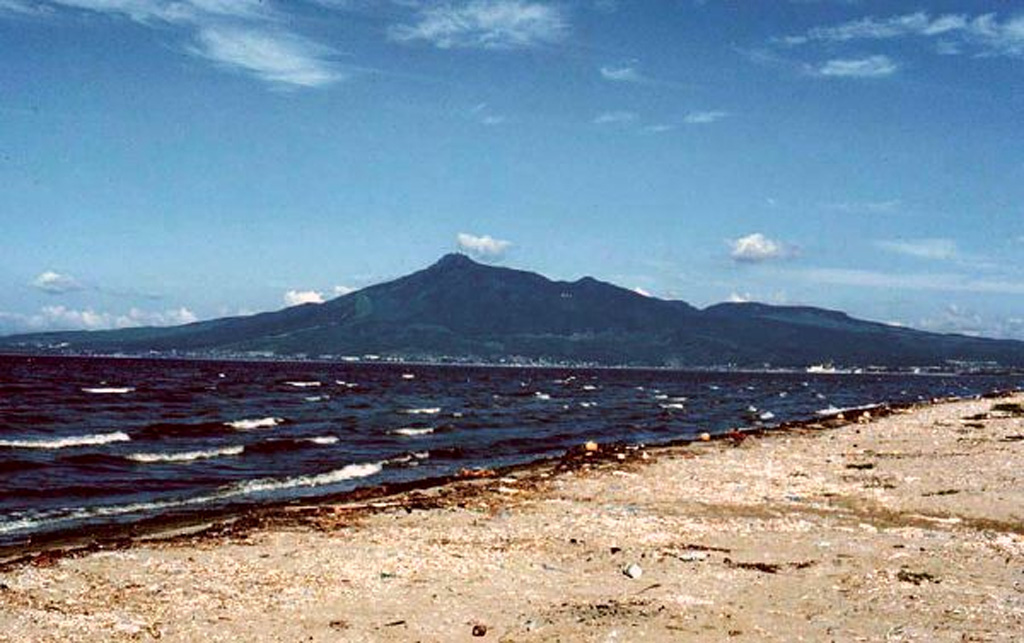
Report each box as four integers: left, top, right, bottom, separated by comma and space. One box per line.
623, 563, 643, 579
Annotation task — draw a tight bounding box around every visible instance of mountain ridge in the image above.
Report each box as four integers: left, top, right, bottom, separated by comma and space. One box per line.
3, 253, 1023, 368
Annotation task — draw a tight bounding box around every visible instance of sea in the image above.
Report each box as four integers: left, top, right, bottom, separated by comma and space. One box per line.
1, 355, 1020, 549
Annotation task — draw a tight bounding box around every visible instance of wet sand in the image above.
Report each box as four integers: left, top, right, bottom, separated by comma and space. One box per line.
1, 393, 1022, 642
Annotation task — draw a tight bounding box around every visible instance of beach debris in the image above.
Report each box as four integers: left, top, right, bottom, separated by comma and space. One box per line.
699, 432, 711, 442
897, 569, 939, 585
610, 546, 622, 554
472, 623, 488, 637
584, 440, 599, 452
384, 619, 406, 627
991, 402, 1024, 416
623, 563, 643, 579
458, 468, 496, 479
726, 429, 746, 445
329, 619, 350, 630
675, 551, 709, 563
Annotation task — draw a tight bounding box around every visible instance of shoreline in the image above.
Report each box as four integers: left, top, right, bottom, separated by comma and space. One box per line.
0, 391, 1015, 567
2, 391, 1021, 640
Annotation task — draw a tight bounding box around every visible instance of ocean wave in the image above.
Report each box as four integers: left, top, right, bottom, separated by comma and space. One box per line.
127, 446, 244, 463
0, 459, 385, 536
81, 387, 134, 394
400, 407, 441, 415
391, 427, 434, 436
306, 435, 339, 445
234, 461, 384, 494
815, 403, 882, 417
285, 381, 321, 388
224, 417, 284, 431
0, 431, 131, 450
659, 403, 685, 410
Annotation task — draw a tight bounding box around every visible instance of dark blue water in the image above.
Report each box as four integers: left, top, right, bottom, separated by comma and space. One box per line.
0, 355, 1020, 547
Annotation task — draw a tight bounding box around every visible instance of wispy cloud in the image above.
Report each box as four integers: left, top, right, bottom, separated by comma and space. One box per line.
31, 270, 84, 295
683, 110, 729, 124
876, 238, 957, 260
730, 233, 796, 263
784, 267, 1024, 296
919, 304, 1024, 340
593, 110, 638, 125
469, 102, 507, 125
823, 199, 902, 214
815, 55, 898, 78
192, 26, 342, 88
457, 232, 511, 260
781, 11, 1024, 59
389, 0, 568, 50
599, 64, 644, 83
10, 1, 343, 88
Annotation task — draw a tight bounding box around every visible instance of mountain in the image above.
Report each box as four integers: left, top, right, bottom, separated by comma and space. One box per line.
3, 253, 1024, 368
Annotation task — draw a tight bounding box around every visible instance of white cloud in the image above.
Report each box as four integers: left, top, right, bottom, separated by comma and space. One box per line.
782, 11, 1024, 59
876, 238, 957, 260
633, 286, 652, 297
816, 55, 898, 78
0, 305, 198, 333
16, 1, 342, 88
730, 233, 794, 263
728, 292, 753, 303
192, 26, 342, 88
600, 64, 643, 83
31, 270, 84, 294
683, 110, 728, 124
333, 285, 355, 296
593, 110, 637, 125
284, 289, 325, 307
456, 232, 511, 259
389, 0, 568, 50
0, 0, 51, 15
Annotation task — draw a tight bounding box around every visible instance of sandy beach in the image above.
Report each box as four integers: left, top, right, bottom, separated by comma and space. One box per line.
1, 393, 1022, 642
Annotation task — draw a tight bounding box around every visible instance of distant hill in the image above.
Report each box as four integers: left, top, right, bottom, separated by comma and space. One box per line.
3, 253, 1023, 367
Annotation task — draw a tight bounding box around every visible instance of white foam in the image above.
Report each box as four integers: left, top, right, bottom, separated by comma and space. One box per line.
305, 435, 339, 445
401, 373, 416, 380
0, 431, 130, 450
758, 411, 776, 421
580, 402, 597, 408
304, 395, 328, 402
128, 446, 244, 463
582, 385, 598, 391
285, 381, 321, 388
401, 407, 441, 415
235, 461, 384, 494
534, 392, 551, 400
224, 417, 283, 431
654, 394, 669, 400
0, 459, 383, 536
82, 387, 134, 394
391, 427, 434, 436
815, 403, 882, 417
659, 403, 685, 410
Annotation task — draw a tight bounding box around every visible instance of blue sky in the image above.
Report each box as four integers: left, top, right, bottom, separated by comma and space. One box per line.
1, 0, 1022, 339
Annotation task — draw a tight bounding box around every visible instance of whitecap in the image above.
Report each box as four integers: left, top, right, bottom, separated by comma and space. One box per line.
285, 381, 321, 388
758, 411, 776, 421
534, 392, 551, 400
128, 446, 244, 463
401, 407, 441, 415
305, 435, 339, 445
582, 385, 598, 391
401, 373, 416, 380
235, 461, 384, 494
391, 427, 434, 437
304, 395, 329, 402
82, 387, 134, 394
224, 417, 283, 431
0, 431, 130, 450
659, 403, 685, 410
